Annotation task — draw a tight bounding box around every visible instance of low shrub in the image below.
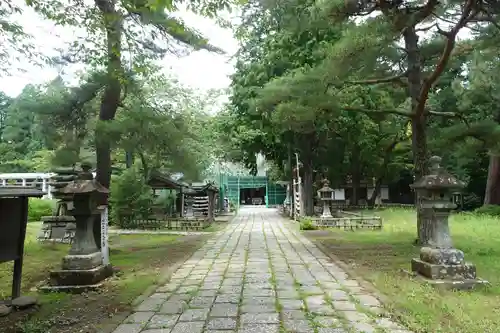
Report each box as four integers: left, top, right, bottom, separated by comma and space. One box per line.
474, 204, 500, 217
229, 199, 238, 212
109, 167, 154, 229
299, 218, 317, 230
461, 193, 482, 211
28, 198, 56, 222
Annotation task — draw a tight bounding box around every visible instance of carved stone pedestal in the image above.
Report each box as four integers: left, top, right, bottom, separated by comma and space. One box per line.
41, 228, 112, 293
410, 246, 484, 289
411, 258, 476, 280
41, 232, 112, 293
38, 216, 76, 243
48, 260, 112, 292
411, 246, 485, 289
38, 168, 78, 243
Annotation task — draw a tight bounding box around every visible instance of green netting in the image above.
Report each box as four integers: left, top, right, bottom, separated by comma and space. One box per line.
227, 176, 267, 188
217, 174, 286, 207
268, 183, 286, 205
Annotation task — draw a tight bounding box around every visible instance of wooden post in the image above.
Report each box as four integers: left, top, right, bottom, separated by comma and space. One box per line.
180, 188, 184, 218
207, 192, 214, 222
12, 197, 29, 299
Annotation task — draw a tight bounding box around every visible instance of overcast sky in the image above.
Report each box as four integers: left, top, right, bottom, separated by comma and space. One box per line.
0, 5, 475, 100
0, 5, 239, 98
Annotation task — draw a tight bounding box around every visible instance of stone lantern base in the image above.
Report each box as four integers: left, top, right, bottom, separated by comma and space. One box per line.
411, 247, 488, 290
40, 253, 113, 293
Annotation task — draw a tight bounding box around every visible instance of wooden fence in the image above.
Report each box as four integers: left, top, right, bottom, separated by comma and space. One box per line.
311, 216, 382, 230
125, 217, 212, 231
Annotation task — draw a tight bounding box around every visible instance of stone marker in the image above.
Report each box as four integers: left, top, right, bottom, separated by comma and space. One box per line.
410, 156, 487, 289
0, 304, 12, 316
11, 295, 37, 309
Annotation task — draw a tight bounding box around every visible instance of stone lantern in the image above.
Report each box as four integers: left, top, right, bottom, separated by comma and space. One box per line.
43, 164, 112, 292
410, 156, 485, 289
318, 179, 334, 218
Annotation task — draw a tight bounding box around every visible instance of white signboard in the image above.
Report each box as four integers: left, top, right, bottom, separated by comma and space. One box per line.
100, 206, 110, 266
333, 189, 345, 200
381, 187, 389, 200
367, 187, 390, 200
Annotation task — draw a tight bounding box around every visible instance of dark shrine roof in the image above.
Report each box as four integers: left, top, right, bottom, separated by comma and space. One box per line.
148, 171, 185, 190
184, 182, 219, 195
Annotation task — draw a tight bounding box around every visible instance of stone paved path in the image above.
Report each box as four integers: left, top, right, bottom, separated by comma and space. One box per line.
113, 207, 412, 333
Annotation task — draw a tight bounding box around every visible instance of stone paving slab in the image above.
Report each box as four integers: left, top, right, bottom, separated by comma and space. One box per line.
112, 207, 413, 333
109, 229, 208, 236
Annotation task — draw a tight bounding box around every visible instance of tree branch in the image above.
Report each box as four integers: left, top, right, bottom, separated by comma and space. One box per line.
326, 71, 408, 91
431, 12, 482, 33
345, 71, 408, 86
341, 106, 412, 117
471, 13, 500, 30
416, 23, 437, 32
415, 0, 476, 117
341, 106, 470, 125
405, 0, 440, 28
427, 110, 470, 126
427, 110, 458, 117
342, 0, 380, 16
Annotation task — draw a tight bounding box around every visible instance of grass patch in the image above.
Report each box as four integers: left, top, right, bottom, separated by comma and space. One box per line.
1, 223, 208, 333
304, 208, 500, 333
202, 222, 228, 232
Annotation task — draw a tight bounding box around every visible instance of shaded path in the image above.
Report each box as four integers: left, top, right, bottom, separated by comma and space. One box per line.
113, 207, 412, 333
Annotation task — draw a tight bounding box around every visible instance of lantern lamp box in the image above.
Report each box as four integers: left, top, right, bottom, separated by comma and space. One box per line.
0, 187, 44, 302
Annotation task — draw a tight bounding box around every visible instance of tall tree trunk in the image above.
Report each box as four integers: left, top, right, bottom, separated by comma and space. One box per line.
350, 144, 360, 206
368, 138, 400, 207
484, 110, 500, 206
288, 142, 294, 214
368, 177, 383, 208
138, 151, 149, 182
125, 151, 133, 168
404, 26, 431, 245
94, 0, 123, 249
484, 152, 500, 205
303, 155, 314, 216
298, 134, 315, 216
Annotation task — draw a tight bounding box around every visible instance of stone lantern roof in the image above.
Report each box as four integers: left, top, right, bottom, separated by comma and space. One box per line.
411, 156, 466, 191
59, 163, 109, 195
60, 180, 109, 195
318, 179, 333, 194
